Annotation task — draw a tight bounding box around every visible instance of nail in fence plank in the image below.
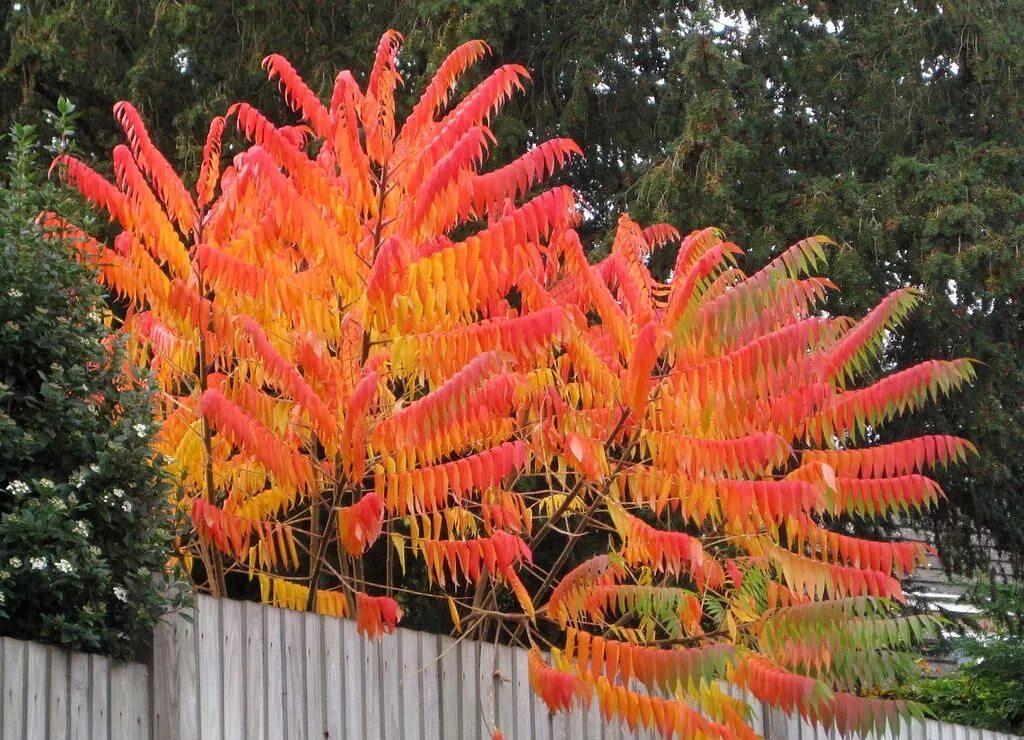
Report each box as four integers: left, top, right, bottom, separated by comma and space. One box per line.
47, 646, 69, 740
282, 608, 307, 740
26, 641, 48, 739
243, 601, 267, 740
221, 599, 244, 740
264, 605, 285, 739
322, 616, 342, 740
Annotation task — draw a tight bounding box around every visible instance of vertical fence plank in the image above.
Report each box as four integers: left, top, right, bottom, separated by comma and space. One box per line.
221, 599, 244, 740
47, 646, 69, 740
362, 629, 383, 740
303, 612, 325, 740
197, 596, 222, 740
397, 628, 422, 740
89, 654, 110, 740
340, 617, 363, 740
68, 650, 89, 740
3, 638, 26, 740
264, 605, 285, 740
322, 615, 343, 740
282, 609, 307, 740
478, 641, 498, 739
380, 627, 402, 739
420, 632, 442, 740
459, 637, 481, 739
25, 641, 48, 739
152, 614, 179, 740
494, 644, 514, 740
178, 607, 200, 740
111, 661, 148, 739
439, 634, 462, 740
243, 601, 267, 740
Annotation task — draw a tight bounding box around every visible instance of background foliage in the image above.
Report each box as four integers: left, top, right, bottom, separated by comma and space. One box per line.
0, 108, 183, 660
3, 0, 1022, 581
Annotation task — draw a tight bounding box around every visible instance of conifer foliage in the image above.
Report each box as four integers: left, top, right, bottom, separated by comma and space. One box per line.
55, 32, 975, 737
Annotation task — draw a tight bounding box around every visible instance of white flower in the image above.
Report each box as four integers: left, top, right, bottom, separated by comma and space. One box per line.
7, 288, 23, 299
89, 464, 101, 474
37, 478, 55, 490
73, 521, 89, 538
70, 472, 86, 489
121, 500, 133, 514
29, 557, 47, 571
133, 423, 148, 438
5, 480, 29, 496
54, 559, 73, 574
113, 586, 128, 602
0, 570, 10, 580
112, 488, 125, 499
8, 557, 22, 569
89, 546, 101, 558
50, 498, 67, 512
0, 592, 6, 606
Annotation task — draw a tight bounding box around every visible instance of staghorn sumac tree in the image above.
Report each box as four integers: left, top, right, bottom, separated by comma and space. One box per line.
54, 32, 975, 738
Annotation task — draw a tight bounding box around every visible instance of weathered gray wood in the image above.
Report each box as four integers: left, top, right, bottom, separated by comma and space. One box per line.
380, 623, 401, 738
220, 598, 244, 740
89, 653, 110, 740
439, 634, 462, 740
459, 636, 481, 739
25, 641, 48, 739
47, 646, 69, 740
419, 630, 442, 740
5, 599, 1024, 740
152, 613, 180, 740
397, 628, 422, 740
177, 608, 200, 740
340, 616, 362, 740
3, 637, 26, 740
111, 661, 148, 738
322, 615, 343, 740
361, 627, 383, 740
197, 596, 222, 740
302, 612, 325, 740
263, 604, 285, 740
494, 644, 515, 740
282, 608, 307, 740
242, 601, 267, 740
68, 650, 89, 740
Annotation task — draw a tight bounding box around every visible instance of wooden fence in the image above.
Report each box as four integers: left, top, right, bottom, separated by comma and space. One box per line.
2, 593, 1020, 739
0, 634, 148, 739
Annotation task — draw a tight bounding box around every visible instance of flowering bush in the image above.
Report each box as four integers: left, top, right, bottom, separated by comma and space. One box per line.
0, 113, 185, 659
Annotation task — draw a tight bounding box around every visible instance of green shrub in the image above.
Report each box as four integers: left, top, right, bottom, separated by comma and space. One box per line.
0, 105, 185, 660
